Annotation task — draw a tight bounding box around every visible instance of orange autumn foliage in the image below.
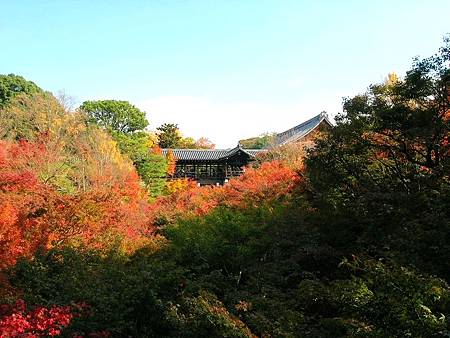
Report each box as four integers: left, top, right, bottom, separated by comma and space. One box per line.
149, 161, 301, 226
0, 138, 155, 269
166, 149, 176, 176
222, 161, 302, 208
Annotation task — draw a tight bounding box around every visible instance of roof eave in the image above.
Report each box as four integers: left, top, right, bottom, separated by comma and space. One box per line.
277, 113, 333, 146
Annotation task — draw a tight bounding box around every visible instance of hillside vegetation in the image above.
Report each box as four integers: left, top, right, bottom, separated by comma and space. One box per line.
0, 42, 449, 337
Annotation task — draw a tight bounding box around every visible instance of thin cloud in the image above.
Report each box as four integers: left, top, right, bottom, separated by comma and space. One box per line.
136, 93, 346, 148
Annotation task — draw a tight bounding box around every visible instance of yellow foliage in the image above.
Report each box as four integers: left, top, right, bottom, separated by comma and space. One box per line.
145, 131, 159, 148
165, 178, 193, 195
386, 72, 399, 85
0, 92, 135, 192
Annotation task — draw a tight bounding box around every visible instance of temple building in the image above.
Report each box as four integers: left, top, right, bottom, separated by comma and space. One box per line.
162, 145, 262, 185
162, 112, 332, 185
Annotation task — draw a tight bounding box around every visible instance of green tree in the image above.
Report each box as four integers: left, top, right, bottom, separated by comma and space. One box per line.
306, 37, 450, 279
0, 74, 43, 108
80, 100, 169, 197
111, 131, 167, 198
137, 152, 168, 198
178, 136, 196, 148
157, 123, 182, 148
80, 100, 148, 133
239, 133, 276, 149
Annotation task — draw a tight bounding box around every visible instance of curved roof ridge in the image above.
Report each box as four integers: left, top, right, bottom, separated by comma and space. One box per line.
275, 112, 331, 146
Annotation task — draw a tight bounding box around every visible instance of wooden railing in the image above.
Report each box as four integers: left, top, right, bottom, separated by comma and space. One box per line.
171, 169, 244, 180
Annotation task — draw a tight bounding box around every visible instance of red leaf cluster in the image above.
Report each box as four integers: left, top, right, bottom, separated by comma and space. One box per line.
0, 300, 74, 337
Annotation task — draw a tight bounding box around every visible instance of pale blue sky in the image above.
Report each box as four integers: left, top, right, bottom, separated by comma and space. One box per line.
1, 1, 449, 147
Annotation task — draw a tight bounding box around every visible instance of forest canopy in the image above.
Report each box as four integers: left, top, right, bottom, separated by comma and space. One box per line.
0, 39, 449, 337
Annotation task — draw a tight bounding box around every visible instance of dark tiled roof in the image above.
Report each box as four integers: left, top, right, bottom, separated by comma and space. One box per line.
274, 112, 331, 146
162, 145, 264, 161
162, 149, 228, 161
